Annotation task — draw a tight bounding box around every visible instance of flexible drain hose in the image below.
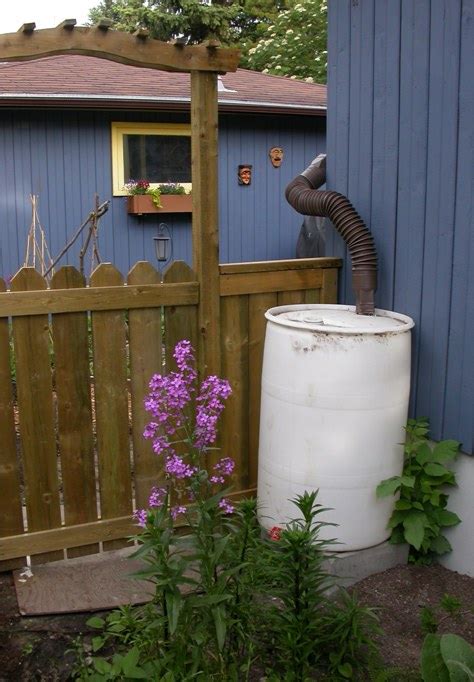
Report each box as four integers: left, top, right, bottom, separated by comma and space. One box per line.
285, 156, 377, 315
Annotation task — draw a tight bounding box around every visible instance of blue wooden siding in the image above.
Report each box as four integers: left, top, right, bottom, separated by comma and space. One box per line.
0, 109, 325, 280
327, 0, 473, 453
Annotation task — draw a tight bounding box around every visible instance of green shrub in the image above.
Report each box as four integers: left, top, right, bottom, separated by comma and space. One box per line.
376, 418, 461, 564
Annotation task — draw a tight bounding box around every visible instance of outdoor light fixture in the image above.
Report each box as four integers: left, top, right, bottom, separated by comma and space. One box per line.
153, 223, 172, 263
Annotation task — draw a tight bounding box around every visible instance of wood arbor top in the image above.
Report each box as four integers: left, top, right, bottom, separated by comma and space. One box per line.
0, 23, 240, 73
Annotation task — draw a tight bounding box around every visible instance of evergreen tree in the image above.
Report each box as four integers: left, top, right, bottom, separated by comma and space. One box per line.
88, 0, 238, 45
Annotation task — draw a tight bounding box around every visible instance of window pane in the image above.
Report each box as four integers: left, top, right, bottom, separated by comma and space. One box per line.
124, 134, 191, 183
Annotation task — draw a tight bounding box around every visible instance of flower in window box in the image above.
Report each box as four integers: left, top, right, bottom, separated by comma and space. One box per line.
124, 179, 162, 207
125, 180, 193, 215
158, 183, 190, 196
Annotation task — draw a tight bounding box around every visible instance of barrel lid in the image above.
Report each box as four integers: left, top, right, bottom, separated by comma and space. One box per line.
266, 304, 414, 334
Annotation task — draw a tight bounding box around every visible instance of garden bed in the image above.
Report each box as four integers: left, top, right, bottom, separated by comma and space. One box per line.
0, 563, 472, 680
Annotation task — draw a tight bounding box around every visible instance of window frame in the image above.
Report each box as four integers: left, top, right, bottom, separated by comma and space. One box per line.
111, 122, 192, 196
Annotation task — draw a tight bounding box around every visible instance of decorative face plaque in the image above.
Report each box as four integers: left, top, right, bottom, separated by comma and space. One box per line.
269, 147, 284, 168
238, 164, 252, 185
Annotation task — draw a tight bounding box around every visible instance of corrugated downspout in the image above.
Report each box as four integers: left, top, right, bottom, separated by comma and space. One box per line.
285, 155, 377, 315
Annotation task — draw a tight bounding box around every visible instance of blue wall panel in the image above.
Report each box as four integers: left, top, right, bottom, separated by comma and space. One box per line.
327, 0, 473, 453
0, 109, 325, 281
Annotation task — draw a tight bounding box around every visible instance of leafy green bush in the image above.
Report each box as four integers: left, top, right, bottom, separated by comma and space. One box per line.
421, 634, 474, 681
376, 418, 461, 564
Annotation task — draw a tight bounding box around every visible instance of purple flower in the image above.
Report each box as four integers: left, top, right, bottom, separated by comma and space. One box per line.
143, 422, 158, 439
218, 498, 234, 515
148, 486, 167, 508
195, 376, 232, 449
152, 435, 174, 457
171, 505, 187, 520
173, 340, 197, 381
210, 475, 225, 484
133, 509, 148, 528
214, 457, 235, 477
165, 454, 196, 479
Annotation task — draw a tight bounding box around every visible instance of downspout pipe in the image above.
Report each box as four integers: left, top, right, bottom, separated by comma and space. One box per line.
285, 155, 377, 315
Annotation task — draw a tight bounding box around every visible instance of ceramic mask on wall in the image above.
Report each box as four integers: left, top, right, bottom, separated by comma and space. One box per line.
269, 147, 284, 168
238, 165, 252, 185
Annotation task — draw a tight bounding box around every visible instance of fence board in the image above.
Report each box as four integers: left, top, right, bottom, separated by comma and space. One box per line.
164, 261, 199, 371
0, 487, 257, 561
51, 267, 98, 559
321, 269, 338, 303
304, 288, 322, 304
0, 278, 24, 571
248, 292, 277, 490
128, 262, 164, 509
90, 264, 132, 550
221, 295, 250, 489
11, 268, 62, 565
220, 268, 323, 296
278, 290, 304, 305
219, 258, 342, 275
0, 281, 199, 317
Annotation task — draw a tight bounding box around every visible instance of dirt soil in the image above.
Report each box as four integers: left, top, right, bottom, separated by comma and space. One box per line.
0, 563, 473, 681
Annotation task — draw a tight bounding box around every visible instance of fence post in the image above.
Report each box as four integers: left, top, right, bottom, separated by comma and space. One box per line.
191, 70, 221, 378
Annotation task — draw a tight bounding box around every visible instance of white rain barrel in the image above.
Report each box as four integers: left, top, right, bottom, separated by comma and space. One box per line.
257, 304, 414, 551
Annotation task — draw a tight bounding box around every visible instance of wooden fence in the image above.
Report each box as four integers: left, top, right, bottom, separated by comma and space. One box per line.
0, 256, 341, 569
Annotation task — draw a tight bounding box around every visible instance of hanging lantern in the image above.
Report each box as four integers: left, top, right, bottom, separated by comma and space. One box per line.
153, 223, 172, 263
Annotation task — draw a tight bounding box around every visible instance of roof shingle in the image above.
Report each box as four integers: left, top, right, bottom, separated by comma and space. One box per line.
0, 55, 326, 115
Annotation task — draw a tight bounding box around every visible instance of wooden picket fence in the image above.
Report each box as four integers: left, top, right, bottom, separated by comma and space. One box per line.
0, 256, 341, 570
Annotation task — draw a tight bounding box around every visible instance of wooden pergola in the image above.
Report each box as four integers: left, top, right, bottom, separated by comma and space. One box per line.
0, 21, 240, 376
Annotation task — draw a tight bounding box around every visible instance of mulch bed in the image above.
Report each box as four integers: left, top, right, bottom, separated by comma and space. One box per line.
0, 563, 473, 680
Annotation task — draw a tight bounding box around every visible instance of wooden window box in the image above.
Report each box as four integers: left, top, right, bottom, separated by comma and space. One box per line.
127, 195, 192, 215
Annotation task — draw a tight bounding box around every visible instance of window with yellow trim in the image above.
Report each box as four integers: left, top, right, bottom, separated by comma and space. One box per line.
111, 122, 191, 196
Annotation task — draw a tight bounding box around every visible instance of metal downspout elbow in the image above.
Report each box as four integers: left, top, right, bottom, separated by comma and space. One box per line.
285, 155, 377, 315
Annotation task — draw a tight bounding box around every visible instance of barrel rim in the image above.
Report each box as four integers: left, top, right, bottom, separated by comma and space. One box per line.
265, 304, 415, 335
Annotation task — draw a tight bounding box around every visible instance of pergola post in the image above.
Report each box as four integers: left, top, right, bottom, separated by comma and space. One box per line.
191, 70, 221, 378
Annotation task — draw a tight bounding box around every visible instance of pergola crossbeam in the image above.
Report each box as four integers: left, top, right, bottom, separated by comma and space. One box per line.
0, 25, 240, 73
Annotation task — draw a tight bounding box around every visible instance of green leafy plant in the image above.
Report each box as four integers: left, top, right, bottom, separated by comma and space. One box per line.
420, 607, 439, 636
420, 594, 469, 637
421, 634, 474, 681
376, 418, 461, 564
256, 491, 381, 681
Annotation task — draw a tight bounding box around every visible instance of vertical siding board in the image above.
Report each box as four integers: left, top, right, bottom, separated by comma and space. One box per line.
218, 117, 230, 263
444, 0, 474, 450
371, 0, 400, 309
62, 112, 86, 267
415, 1, 461, 438
45, 115, 67, 261
13, 115, 32, 268
327, 0, 351, 299
242, 125, 256, 261
395, 0, 430, 412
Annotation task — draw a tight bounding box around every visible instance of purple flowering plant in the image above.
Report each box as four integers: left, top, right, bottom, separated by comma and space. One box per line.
134, 339, 235, 528
123, 341, 260, 676
83, 344, 377, 678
